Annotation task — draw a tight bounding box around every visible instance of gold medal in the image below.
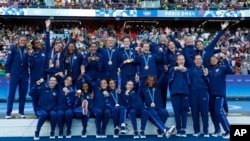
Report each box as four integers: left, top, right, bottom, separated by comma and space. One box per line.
115, 104, 120, 107
151, 102, 155, 107
144, 65, 149, 70
91, 57, 95, 61
127, 59, 131, 63
108, 61, 112, 65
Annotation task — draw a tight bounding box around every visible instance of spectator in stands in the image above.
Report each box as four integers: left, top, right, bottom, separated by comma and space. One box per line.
122, 80, 148, 139
5, 35, 29, 119
29, 76, 60, 140
208, 54, 234, 139
168, 54, 190, 137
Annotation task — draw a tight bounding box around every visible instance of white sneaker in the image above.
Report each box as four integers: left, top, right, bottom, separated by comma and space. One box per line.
5, 115, 11, 119
19, 114, 25, 119
222, 133, 230, 139
166, 125, 176, 138
212, 131, 222, 137
33, 136, 40, 140
193, 132, 200, 137
204, 134, 210, 138
58, 135, 63, 139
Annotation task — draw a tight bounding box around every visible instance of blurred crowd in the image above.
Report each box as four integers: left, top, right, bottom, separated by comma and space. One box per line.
0, 21, 250, 75
0, 0, 250, 9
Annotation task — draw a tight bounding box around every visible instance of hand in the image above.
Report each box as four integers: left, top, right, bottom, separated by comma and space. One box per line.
117, 89, 121, 94
75, 89, 81, 97
135, 73, 140, 83
164, 65, 168, 72
5, 73, 10, 79
221, 21, 229, 30
164, 27, 171, 35
125, 90, 130, 96
89, 93, 94, 99
80, 65, 85, 75
159, 47, 163, 52
65, 60, 69, 64
45, 19, 51, 29
87, 57, 92, 62
103, 91, 109, 97
63, 87, 69, 95
36, 78, 44, 85
203, 68, 208, 76
95, 57, 99, 61
56, 72, 64, 77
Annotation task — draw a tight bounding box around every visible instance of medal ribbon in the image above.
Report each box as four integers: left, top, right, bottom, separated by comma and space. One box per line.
124, 49, 131, 59
143, 54, 149, 67
107, 49, 114, 62
110, 90, 118, 104
147, 88, 155, 103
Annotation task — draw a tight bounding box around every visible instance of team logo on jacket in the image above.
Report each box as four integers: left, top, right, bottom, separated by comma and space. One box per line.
74, 56, 77, 59
216, 69, 219, 72
42, 53, 45, 56
53, 92, 56, 96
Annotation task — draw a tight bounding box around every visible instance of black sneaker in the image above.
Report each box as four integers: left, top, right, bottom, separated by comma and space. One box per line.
180, 129, 187, 137
96, 132, 102, 138
49, 131, 55, 139
157, 129, 163, 138
113, 128, 119, 138
66, 131, 71, 138
140, 130, 146, 138
133, 131, 139, 139
34, 131, 40, 140
81, 130, 87, 138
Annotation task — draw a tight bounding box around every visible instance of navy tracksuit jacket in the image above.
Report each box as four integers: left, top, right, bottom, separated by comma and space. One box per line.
168, 67, 190, 132
29, 82, 60, 132
208, 59, 233, 134
122, 90, 148, 131
188, 66, 209, 134
5, 45, 29, 116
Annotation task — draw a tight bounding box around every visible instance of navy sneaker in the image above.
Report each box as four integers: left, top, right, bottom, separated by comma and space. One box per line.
180, 129, 187, 138
133, 131, 139, 139
49, 131, 55, 139
58, 131, 63, 139
34, 131, 40, 140
140, 130, 146, 138
113, 128, 119, 138
66, 131, 71, 138
81, 130, 87, 138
